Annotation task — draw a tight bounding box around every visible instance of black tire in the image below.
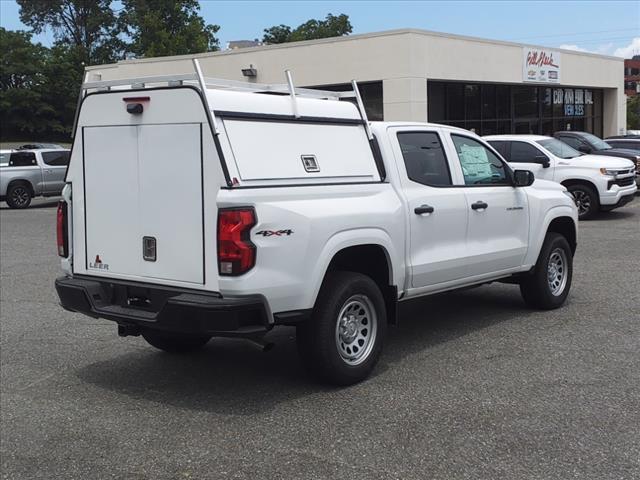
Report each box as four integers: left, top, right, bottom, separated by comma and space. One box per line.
566, 183, 599, 220
142, 330, 211, 353
6, 183, 32, 209
297, 271, 387, 386
519, 232, 573, 310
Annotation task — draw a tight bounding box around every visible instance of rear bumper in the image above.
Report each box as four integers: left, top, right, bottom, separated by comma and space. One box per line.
55, 276, 272, 336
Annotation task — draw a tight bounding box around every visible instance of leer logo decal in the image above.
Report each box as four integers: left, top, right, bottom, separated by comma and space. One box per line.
89, 254, 109, 270
255, 229, 294, 237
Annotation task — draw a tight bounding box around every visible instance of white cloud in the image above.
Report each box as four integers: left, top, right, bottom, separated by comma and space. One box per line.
613, 37, 640, 58
558, 44, 590, 53
558, 37, 640, 58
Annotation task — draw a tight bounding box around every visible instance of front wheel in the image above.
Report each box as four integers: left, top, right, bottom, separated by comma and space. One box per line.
567, 184, 599, 220
297, 271, 387, 385
142, 330, 211, 353
519, 232, 573, 310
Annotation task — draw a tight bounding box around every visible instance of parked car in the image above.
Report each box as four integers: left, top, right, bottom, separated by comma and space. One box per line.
604, 137, 640, 151
485, 135, 636, 219
0, 148, 70, 208
55, 69, 578, 385
554, 131, 640, 171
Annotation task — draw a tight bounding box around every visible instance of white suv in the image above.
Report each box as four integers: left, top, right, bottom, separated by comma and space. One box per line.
485, 135, 637, 219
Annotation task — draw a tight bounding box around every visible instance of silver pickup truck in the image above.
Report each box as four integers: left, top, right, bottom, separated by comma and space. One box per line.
0, 148, 70, 208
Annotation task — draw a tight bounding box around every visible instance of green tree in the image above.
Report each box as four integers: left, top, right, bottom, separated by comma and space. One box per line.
119, 0, 220, 58
16, 0, 123, 66
628, 95, 640, 130
0, 28, 57, 140
263, 14, 352, 44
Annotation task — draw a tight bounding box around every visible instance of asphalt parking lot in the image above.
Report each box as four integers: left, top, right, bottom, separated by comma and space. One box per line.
1, 197, 639, 480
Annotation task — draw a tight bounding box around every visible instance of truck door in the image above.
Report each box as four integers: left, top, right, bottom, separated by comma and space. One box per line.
391, 128, 469, 288
447, 134, 529, 277
40, 151, 70, 194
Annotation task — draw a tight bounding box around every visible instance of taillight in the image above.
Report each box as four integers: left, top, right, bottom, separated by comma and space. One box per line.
57, 200, 68, 257
217, 208, 256, 275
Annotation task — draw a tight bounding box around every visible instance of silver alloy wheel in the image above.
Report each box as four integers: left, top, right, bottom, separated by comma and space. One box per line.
572, 189, 591, 217
10, 186, 29, 207
335, 294, 377, 366
547, 247, 568, 296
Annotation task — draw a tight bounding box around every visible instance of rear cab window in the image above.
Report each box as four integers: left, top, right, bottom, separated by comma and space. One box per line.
8, 152, 37, 167
397, 132, 452, 186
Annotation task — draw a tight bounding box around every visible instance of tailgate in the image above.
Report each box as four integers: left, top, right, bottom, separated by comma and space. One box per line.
84, 123, 205, 284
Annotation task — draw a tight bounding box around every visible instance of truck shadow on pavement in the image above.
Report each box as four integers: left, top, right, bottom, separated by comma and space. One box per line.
77, 285, 534, 415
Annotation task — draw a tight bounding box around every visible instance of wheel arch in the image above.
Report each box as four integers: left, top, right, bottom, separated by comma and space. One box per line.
7, 179, 35, 197
310, 232, 402, 324
547, 216, 577, 254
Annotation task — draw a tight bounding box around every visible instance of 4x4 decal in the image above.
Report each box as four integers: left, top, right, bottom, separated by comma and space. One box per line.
255, 229, 293, 237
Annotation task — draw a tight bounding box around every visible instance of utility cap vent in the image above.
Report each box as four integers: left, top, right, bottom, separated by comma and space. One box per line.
301, 155, 320, 173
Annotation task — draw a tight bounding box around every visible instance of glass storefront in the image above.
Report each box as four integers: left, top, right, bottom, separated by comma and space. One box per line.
306, 81, 384, 121
427, 81, 604, 137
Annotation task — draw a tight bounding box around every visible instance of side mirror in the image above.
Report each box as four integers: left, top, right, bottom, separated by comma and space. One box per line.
534, 155, 551, 168
514, 169, 535, 187
578, 145, 591, 154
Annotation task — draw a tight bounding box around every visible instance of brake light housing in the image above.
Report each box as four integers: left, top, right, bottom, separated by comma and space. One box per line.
57, 200, 68, 257
217, 207, 257, 275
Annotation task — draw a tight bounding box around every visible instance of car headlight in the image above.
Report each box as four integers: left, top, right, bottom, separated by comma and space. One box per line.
599, 168, 619, 177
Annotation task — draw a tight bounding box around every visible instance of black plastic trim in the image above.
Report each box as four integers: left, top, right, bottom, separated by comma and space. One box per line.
55, 276, 271, 336
273, 309, 312, 325
220, 180, 385, 190
217, 110, 366, 125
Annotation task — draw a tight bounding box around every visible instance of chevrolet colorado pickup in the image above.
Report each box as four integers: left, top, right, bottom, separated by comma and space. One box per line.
55, 63, 578, 385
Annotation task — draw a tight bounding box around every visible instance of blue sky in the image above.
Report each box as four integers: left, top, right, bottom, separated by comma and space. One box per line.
1, 0, 639, 57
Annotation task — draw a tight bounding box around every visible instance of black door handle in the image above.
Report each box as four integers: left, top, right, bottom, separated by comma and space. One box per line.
471, 201, 488, 210
414, 204, 435, 215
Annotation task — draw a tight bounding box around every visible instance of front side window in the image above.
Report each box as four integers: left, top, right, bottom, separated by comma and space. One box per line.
397, 132, 452, 186
510, 142, 544, 163
42, 151, 70, 166
451, 135, 509, 185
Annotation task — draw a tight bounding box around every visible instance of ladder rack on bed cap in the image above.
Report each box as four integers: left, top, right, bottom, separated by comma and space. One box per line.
72, 59, 373, 139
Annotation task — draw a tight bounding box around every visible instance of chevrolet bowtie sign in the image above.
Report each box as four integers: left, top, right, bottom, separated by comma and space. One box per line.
523, 47, 561, 84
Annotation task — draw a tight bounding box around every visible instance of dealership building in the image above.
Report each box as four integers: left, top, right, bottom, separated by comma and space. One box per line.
87, 29, 626, 138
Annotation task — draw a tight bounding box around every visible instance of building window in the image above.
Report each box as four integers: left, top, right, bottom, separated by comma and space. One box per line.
305, 81, 383, 121
427, 81, 603, 137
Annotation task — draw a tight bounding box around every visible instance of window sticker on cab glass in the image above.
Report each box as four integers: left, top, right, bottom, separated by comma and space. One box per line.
458, 144, 493, 180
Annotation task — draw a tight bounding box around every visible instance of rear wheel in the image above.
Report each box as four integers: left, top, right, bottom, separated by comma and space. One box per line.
6, 183, 32, 209
297, 271, 387, 385
519, 232, 573, 310
566, 183, 599, 220
142, 330, 211, 353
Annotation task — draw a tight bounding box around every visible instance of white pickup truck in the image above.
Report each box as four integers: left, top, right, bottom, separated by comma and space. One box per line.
55, 64, 578, 385
485, 135, 637, 219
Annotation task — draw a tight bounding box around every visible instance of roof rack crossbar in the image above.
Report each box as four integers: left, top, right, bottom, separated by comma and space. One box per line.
73, 63, 370, 136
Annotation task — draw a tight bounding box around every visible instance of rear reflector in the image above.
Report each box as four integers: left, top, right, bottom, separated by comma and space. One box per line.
57, 200, 68, 257
217, 208, 256, 276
